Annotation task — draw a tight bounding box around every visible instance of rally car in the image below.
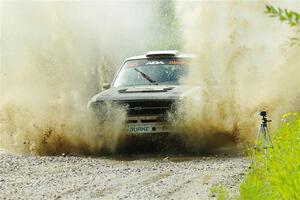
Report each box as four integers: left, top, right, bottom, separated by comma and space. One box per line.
88, 50, 196, 136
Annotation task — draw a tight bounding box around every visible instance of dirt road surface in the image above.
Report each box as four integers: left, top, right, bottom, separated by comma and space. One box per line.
0, 151, 248, 200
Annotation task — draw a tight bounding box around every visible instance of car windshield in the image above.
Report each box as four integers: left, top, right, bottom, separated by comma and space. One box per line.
113, 58, 190, 87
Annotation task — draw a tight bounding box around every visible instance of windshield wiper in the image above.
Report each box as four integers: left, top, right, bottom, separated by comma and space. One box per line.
134, 68, 158, 85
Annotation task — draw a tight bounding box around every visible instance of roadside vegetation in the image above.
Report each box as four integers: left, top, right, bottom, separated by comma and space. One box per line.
210, 113, 300, 200
239, 113, 300, 199
210, 185, 229, 200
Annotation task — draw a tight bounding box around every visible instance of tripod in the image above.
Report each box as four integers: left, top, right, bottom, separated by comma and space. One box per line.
250, 112, 273, 169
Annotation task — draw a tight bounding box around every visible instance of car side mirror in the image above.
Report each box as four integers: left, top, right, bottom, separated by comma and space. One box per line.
102, 83, 110, 90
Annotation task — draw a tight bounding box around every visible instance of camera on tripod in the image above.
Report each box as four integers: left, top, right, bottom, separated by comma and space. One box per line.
260, 111, 272, 124
260, 111, 267, 117
251, 111, 274, 169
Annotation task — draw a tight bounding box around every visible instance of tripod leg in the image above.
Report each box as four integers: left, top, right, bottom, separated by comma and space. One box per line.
261, 126, 270, 170
262, 126, 267, 149
264, 146, 269, 170
251, 125, 262, 166
265, 126, 273, 148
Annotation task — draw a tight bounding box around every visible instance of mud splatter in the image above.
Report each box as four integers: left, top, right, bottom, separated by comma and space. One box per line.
173, 1, 300, 151
1, 1, 299, 155
0, 1, 152, 155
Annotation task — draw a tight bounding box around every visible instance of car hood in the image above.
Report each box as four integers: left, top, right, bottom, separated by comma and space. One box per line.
89, 85, 202, 103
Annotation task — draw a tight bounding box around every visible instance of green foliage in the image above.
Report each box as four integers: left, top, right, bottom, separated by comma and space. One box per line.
265, 5, 300, 46
239, 113, 300, 200
265, 5, 300, 27
210, 185, 229, 200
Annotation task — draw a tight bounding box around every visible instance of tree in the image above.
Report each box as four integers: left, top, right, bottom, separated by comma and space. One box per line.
146, 0, 182, 50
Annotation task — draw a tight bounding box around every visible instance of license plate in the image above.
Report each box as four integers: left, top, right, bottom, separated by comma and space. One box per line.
128, 125, 153, 134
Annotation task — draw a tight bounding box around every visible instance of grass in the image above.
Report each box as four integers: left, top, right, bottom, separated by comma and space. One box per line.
210, 185, 229, 200
239, 113, 300, 200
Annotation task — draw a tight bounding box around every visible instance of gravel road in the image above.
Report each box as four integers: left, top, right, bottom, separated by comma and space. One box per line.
0, 151, 248, 200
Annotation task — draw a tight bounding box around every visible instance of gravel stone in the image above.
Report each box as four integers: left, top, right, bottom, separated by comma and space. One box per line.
0, 151, 248, 199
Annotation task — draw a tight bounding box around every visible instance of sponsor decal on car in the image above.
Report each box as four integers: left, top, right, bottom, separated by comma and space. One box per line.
128, 126, 151, 134
145, 61, 165, 65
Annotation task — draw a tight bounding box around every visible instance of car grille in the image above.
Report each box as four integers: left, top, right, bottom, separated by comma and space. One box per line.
115, 100, 175, 117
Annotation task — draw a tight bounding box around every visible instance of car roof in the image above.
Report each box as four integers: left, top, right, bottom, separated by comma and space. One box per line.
124, 50, 195, 62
